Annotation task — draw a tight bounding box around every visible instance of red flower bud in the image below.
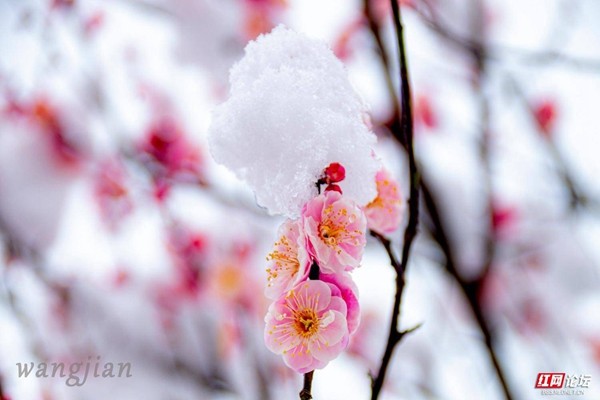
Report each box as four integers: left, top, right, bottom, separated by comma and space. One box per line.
325, 184, 343, 194
324, 162, 346, 183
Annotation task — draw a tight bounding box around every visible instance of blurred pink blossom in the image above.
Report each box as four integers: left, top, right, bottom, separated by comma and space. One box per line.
242, 0, 287, 41
333, 17, 364, 60
533, 99, 558, 137
414, 94, 438, 131
93, 158, 133, 230
139, 118, 204, 180
364, 168, 404, 234
491, 203, 519, 239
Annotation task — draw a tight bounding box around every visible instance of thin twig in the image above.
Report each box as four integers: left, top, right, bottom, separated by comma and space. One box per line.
363, 0, 400, 116
0, 214, 235, 396
370, 231, 402, 274
471, 0, 496, 284
362, 1, 515, 398
412, 1, 600, 73
370, 1, 421, 399
369, 232, 421, 399
0, 375, 6, 400
421, 184, 514, 400
425, 0, 514, 396
299, 370, 314, 400
504, 75, 596, 211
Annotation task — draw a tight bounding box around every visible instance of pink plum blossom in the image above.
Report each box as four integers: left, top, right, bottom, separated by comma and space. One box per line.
319, 271, 360, 335
265, 219, 310, 300
94, 158, 132, 230
364, 169, 404, 234
302, 191, 367, 273
264, 280, 350, 373
533, 99, 557, 137
139, 117, 205, 183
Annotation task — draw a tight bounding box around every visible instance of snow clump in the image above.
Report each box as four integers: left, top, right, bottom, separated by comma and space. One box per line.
208, 25, 379, 217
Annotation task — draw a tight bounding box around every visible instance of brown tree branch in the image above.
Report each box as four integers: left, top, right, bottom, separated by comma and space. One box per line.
363, 0, 400, 118
471, 0, 496, 289
369, 1, 421, 399
299, 370, 314, 400
369, 232, 421, 399
0, 375, 7, 400
422, 184, 514, 399
362, 1, 514, 399
412, 0, 600, 73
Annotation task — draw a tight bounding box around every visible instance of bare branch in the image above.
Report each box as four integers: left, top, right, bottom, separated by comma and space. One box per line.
299, 371, 314, 400
369, 1, 421, 398
413, 1, 600, 73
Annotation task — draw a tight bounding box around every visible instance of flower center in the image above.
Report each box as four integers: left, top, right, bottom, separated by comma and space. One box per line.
317, 205, 363, 249
294, 309, 319, 337
266, 236, 300, 285
319, 224, 341, 246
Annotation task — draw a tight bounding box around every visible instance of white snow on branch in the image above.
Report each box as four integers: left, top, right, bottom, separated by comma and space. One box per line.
208, 25, 379, 217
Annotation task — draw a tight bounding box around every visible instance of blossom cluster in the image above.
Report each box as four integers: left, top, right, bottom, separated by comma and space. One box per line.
205, 25, 405, 374
263, 163, 404, 373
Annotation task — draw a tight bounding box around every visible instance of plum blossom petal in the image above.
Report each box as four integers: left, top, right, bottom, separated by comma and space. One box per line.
364, 168, 405, 234
264, 302, 301, 353
320, 272, 360, 335
308, 311, 348, 362
302, 191, 367, 273
263, 280, 350, 373
265, 219, 310, 300
327, 296, 348, 318
282, 343, 326, 374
